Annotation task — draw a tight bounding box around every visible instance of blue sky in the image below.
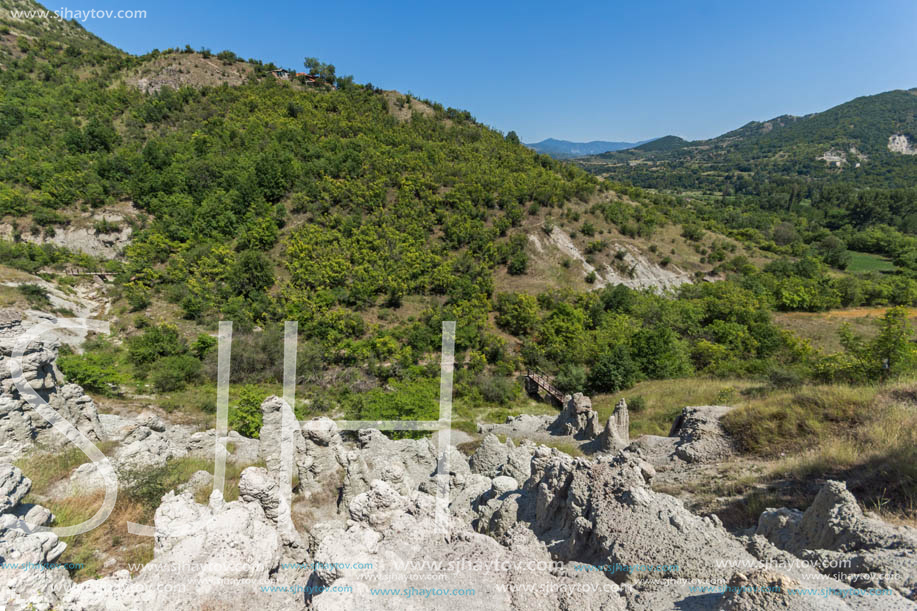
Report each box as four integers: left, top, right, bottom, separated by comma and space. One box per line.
60, 0, 917, 142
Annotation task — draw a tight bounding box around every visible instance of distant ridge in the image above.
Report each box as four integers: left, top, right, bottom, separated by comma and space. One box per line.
631, 135, 688, 152
582, 88, 917, 189
526, 137, 658, 159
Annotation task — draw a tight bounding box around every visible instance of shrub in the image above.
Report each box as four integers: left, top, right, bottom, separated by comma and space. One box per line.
59, 352, 121, 396
18, 284, 52, 309
507, 252, 528, 275
228, 385, 264, 438
127, 324, 186, 367
475, 374, 518, 404
124, 282, 151, 312
554, 364, 588, 394
93, 218, 120, 233
150, 355, 201, 392
681, 223, 704, 242
348, 378, 439, 439
216, 49, 238, 64
190, 334, 217, 359
627, 395, 646, 412
767, 366, 805, 389
122, 457, 211, 507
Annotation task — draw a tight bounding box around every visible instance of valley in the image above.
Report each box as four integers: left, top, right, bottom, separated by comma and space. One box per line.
0, 1, 915, 609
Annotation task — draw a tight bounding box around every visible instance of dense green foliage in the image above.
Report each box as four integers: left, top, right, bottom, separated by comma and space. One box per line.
58, 350, 122, 396
7, 6, 917, 433
228, 385, 265, 438
580, 91, 917, 280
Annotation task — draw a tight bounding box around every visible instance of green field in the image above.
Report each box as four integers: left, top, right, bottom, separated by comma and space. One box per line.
847, 251, 898, 273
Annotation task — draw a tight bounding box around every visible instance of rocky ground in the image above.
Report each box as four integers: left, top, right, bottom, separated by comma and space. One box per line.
0, 313, 914, 610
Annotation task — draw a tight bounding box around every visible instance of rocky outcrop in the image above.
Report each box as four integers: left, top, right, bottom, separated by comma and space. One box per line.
0, 223, 133, 260
0, 313, 104, 462
599, 398, 630, 452
521, 448, 749, 582
0, 465, 72, 611
4, 426, 913, 611
481, 393, 631, 457
551, 393, 603, 439
478, 413, 553, 437
339, 429, 437, 511
309, 479, 627, 611
546, 227, 691, 292
888, 134, 917, 155
62, 467, 309, 611
719, 569, 833, 611
0, 464, 30, 513
258, 396, 312, 490
670, 405, 734, 463
469, 434, 533, 482
757, 480, 917, 598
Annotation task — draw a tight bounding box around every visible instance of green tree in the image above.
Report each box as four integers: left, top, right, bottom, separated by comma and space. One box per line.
870, 306, 917, 380
231, 250, 275, 298
494, 293, 539, 335
631, 326, 693, 379
587, 344, 639, 393
554, 363, 588, 393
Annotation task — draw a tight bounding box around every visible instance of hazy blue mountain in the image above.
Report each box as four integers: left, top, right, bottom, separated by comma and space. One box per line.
526, 137, 657, 159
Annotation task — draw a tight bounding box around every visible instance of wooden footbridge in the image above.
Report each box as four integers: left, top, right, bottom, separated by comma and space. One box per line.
525, 368, 565, 406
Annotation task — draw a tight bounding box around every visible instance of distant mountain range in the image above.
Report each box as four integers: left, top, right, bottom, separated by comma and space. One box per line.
525, 137, 658, 159
578, 88, 917, 189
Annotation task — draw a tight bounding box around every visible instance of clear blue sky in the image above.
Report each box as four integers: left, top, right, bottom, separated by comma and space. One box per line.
61, 0, 917, 142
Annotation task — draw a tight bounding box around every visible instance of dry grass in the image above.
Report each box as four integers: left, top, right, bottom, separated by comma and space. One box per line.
540, 439, 585, 457
15, 441, 119, 493
592, 377, 756, 436
25, 490, 154, 580
723, 380, 917, 518
773, 308, 917, 353
722, 384, 876, 454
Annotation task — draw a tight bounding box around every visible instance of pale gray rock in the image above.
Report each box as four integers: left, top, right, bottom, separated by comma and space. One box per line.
478, 413, 553, 436
176, 469, 211, 495
309, 484, 627, 611
298, 416, 346, 497
671, 405, 734, 463
112, 425, 184, 471
0, 313, 104, 462
0, 463, 71, 610
757, 480, 917, 599
599, 398, 630, 453
552, 392, 603, 439
469, 434, 534, 481
0, 464, 30, 513
239, 466, 308, 564
338, 429, 436, 513
259, 396, 312, 490
62, 467, 309, 611
719, 569, 836, 611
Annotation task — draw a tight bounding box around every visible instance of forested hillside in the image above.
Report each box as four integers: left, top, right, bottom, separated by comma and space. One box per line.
577, 90, 917, 303
583, 89, 917, 189
2, 0, 917, 469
